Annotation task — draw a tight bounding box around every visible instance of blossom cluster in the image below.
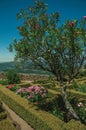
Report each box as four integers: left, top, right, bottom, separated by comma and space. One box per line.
16, 86, 48, 102
77, 102, 83, 107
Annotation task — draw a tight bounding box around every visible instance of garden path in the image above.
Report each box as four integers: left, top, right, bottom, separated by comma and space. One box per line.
2, 103, 34, 130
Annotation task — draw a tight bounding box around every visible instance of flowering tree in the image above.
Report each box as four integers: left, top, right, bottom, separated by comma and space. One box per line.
9, 0, 86, 120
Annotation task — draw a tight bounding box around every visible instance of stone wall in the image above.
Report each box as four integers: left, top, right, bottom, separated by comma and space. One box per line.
0, 72, 49, 81
0, 72, 6, 79
19, 73, 49, 81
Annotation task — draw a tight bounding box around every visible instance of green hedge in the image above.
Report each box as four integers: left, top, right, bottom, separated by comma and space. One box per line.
67, 90, 86, 101
0, 86, 64, 130
48, 87, 86, 101
0, 118, 16, 130
0, 111, 7, 121
63, 119, 86, 130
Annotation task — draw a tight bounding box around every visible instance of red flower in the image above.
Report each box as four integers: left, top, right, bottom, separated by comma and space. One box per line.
83, 16, 86, 19
68, 22, 74, 27
35, 24, 39, 29
7, 85, 13, 89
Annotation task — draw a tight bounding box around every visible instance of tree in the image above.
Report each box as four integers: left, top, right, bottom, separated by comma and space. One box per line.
9, 0, 86, 120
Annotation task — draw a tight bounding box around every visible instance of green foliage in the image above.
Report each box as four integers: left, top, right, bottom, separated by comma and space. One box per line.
78, 107, 86, 124
0, 100, 7, 121
6, 70, 20, 84
72, 82, 86, 93
0, 100, 3, 113
70, 99, 86, 124
0, 80, 8, 85
63, 119, 86, 130
38, 95, 66, 121
0, 119, 16, 130
77, 70, 86, 78
0, 111, 7, 121
6, 84, 20, 92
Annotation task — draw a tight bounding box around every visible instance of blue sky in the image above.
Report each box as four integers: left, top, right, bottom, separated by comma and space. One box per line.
0, 0, 86, 62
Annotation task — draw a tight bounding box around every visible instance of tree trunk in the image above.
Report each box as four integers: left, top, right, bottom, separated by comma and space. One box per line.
60, 83, 80, 120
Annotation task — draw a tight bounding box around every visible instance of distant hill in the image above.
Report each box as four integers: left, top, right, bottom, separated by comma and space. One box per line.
0, 61, 51, 75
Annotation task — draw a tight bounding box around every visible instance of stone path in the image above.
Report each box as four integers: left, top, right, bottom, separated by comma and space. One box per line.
2, 103, 34, 130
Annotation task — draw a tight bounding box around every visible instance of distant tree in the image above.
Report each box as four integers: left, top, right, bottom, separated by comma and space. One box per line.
9, 0, 86, 120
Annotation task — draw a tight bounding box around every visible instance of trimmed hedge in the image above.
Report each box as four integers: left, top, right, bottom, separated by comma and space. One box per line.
0, 118, 16, 130
67, 89, 86, 100
48, 87, 86, 101
63, 119, 86, 130
0, 86, 64, 130
0, 111, 7, 121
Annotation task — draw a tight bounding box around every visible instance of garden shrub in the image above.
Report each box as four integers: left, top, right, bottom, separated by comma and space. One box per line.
0, 80, 8, 85
38, 95, 67, 121
6, 70, 20, 84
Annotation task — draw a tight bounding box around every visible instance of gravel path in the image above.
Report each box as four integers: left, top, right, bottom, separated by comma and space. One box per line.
2, 103, 34, 130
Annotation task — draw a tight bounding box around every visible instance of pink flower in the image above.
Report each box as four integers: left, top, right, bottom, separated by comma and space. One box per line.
68, 22, 74, 27
7, 85, 12, 89
77, 102, 83, 107
35, 24, 39, 29
83, 16, 86, 19
42, 93, 46, 97
28, 94, 34, 99
16, 87, 27, 94
7, 84, 15, 89
27, 86, 34, 92
34, 86, 40, 92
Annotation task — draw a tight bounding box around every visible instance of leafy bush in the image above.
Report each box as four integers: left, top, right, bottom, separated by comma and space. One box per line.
0, 80, 8, 85
77, 105, 86, 124
69, 95, 86, 124
6, 70, 20, 84
38, 95, 66, 121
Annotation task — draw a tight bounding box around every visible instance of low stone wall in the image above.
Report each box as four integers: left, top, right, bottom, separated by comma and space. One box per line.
19, 73, 49, 81
0, 72, 6, 79
0, 72, 49, 81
